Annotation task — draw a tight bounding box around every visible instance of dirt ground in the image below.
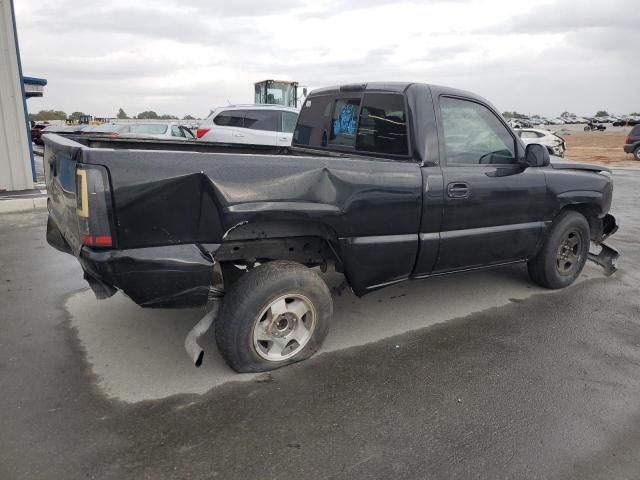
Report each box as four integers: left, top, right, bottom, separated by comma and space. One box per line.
549, 125, 638, 167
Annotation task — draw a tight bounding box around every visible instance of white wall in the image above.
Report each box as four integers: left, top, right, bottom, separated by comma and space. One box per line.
0, 0, 33, 192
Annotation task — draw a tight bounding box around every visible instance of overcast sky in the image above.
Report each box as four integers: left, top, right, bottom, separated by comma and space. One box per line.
15, 0, 639, 118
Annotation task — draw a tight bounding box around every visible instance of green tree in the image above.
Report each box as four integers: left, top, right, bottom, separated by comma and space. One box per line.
630, 112, 640, 116
29, 109, 67, 121
137, 110, 159, 119
68, 111, 89, 123
182, 114, 195, 120
595, 110, 609, 117
158, 114, 179, 120
560, 111, 575, 118
117, 108, 129, 119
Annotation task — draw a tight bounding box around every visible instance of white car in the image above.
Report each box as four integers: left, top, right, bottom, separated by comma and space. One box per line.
196, 105, 298, 147
515, 128, 566, 157
121, 122, 196, 140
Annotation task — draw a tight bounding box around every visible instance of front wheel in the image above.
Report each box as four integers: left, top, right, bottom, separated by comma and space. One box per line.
215, 261, 332, 373
527, 211, 590, 289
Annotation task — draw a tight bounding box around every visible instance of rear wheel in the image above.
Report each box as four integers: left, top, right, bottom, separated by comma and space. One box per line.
528, 211, 590, 289
215, 261, 332, 373
634, 146, 640, 161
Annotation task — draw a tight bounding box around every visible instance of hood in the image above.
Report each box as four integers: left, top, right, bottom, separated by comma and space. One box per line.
549, 157, 611, 173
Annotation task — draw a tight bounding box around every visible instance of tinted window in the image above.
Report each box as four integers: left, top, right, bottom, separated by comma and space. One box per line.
214, 110, 245, 127
329, 98, 360, 148
293, 95, 333, 147
440, 97, 516, 165
356, 93, 408, 155
244, 110, 278, 131
129, 124, 168, 135
171, 125, 184, 137
631, 125, 640, 137
281, 111, 298, 133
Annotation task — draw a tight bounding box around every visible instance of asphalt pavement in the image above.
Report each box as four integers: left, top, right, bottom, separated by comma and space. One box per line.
1, 169, 640, 479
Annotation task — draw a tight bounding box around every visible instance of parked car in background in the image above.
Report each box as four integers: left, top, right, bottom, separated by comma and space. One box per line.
40, 124, 93, 139
31, 123, 48, 145
515, 128, 566, 157
122, 122, 196, 140
584, 122, 607, 132
613, 117, 640, 127
79, 124, 129, 136
196, 105, 298, 147
624, 124, 640, 160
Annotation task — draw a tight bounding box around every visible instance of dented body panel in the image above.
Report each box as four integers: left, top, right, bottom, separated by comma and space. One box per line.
44, 82, 619, 308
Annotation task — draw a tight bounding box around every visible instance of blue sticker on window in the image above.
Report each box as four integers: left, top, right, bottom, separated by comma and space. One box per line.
333, 104, 357, 136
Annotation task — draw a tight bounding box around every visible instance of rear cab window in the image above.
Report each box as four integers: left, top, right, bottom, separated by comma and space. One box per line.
293, 91, 410, 157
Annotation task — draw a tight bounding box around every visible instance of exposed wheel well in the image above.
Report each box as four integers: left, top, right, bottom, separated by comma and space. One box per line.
558, 204, 602, 241
215, 236, 343, 289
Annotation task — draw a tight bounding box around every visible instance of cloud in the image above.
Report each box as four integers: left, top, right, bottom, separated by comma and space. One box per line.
14, 0, 640, 118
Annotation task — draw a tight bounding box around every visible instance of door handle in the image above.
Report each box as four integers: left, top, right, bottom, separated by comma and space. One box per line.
447, 182, 470, 198
279, 137, 288, 141
233, 133, 244, 137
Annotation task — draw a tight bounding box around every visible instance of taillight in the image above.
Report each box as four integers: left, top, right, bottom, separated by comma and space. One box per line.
76, 165, 114, 247
106, 132, 119, 137
625, 135, 630, 144
196, 127, 210, 138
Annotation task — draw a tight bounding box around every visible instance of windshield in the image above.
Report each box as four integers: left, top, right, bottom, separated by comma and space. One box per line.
255, 82, 296, 107
90, 124, 125, 133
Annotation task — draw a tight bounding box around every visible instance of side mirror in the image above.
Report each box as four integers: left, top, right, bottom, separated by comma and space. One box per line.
524, 143, 550, 167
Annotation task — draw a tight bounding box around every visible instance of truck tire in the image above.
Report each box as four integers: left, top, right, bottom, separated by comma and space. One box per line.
527, 211, 590, 289
634, 146, 640, 161
215, 261, 332, 373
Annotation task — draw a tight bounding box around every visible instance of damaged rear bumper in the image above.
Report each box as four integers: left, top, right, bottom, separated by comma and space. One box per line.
78, 243, 220, 308
587, 213, 619, 276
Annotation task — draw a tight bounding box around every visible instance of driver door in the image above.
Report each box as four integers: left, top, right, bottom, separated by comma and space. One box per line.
433, 95, 549, 273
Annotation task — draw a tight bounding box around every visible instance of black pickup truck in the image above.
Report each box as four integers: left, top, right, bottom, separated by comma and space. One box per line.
45, 82, 619, 373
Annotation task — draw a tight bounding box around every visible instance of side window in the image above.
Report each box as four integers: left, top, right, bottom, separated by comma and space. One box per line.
293, 95, 333, 147
440, 97, 516, 165
356, 93, 408, 155
213, 110, 245, 127
281, 111, 298, 133
244, 110, 278, 132
329, 98, 360, 148
171, 125, 184, 137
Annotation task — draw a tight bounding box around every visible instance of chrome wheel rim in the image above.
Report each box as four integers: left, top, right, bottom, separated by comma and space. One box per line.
556, 229, 583, 275
252, 294, 316, 361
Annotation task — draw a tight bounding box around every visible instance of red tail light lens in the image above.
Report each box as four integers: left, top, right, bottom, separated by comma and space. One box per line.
625, 135, 630, 144
76, 165, 114, 248
196, 127, 210, 139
